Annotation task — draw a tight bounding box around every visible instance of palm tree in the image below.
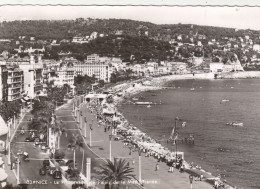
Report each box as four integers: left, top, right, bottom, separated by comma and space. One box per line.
96, 158, 136, 189
67, 134, 83, 169
52, 120, 66, 149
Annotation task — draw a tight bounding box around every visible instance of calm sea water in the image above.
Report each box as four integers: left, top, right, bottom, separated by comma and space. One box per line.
119, 79, 260, 189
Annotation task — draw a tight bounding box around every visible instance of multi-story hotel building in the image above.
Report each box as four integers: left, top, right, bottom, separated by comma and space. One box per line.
18, 56, 43, 99
6, 66, 24, 101
49, 66, 75, 88
86, 54, 100, 63
0, 64, 8, 102
74, 61, 111, 83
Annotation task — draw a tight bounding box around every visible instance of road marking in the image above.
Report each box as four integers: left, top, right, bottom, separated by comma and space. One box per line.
94, 157, 107, 161
114, 156, 134, 159
89, 140, 104, 143
26, 158, 51, 160
56, 115, 74, 118
65, 129, 81, 130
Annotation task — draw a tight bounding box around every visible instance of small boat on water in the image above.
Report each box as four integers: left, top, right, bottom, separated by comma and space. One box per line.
222, 99, 229, 102
147, 105, 151, 108
226, 122, 243, 127
190, 88, 195, 91
135, 102, 153, 105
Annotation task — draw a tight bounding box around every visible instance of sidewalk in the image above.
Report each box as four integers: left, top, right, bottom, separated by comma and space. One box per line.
72, 100, 212, 189
2, 109, 31, 186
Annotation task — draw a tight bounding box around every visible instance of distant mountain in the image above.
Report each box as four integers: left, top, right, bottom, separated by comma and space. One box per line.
0, 18, 259, 40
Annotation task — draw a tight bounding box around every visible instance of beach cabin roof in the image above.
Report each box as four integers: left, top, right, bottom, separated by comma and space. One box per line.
85, 93, 107, 99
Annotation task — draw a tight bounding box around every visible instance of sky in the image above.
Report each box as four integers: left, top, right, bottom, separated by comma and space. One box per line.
0, 4, 260, 30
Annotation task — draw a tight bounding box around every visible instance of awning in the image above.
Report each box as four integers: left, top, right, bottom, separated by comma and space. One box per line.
0, 116, 8, 136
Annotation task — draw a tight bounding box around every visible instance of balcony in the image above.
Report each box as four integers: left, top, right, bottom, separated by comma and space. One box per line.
10, 85, 21, 89
7, 78, 21, 83
9, 90, 21, 95
8, 95, 21, 101
12, 75, 22, 78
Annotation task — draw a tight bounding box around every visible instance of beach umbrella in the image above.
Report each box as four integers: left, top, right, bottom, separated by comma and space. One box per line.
0, 168, 8, 181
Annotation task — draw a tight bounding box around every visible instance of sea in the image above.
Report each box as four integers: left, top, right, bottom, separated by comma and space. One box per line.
118, 79, 260, 189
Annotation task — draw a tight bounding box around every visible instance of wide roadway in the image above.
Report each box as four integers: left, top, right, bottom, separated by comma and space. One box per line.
10, 100, 141, 189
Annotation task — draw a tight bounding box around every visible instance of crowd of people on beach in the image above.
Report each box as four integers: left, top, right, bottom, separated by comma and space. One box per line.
82, 81, 235, 189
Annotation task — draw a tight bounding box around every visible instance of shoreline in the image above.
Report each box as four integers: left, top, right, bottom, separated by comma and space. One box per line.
112, 71, 260, 105
107, 72, 254, 189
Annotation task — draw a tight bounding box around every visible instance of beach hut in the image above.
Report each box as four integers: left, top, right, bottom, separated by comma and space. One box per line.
0, 115, 8, 154
85, 93, 107, 103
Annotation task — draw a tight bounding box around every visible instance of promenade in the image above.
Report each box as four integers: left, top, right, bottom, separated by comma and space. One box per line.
73, 99, 212, 189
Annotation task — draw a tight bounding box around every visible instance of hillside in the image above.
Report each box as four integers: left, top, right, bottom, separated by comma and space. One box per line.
0, 18, 259, 41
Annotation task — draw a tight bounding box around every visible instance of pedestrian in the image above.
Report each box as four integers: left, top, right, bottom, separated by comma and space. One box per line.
132, 159, 135, 165
155, 163, 159, 171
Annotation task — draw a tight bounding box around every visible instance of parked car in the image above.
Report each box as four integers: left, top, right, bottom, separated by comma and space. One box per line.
24, 137, 33, 142
34, 137, 40, 145
39, 167, 46, 176
43, 159, 50, 169
72, 184, 87, 189
22, 152, 29, 162
57, 159, 76, 168
53, 170, 62, 179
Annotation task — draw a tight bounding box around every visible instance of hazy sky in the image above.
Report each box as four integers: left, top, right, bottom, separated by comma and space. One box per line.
0, 5, 260, 30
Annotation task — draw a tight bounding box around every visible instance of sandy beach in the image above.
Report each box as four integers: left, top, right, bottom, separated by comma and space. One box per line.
104, 72, 259, 188
77, 72, 260, 189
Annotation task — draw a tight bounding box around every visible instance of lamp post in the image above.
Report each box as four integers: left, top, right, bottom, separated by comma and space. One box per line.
74, 105, 77, 118
77, 109, 80, 123
17, 155, 20, 185
46, 123, 49, 148
7, 139, 11, 165
138, 149, 142, 184
80, 111, 83, 130
174, 117, 178, 163
84, 117, 87, 138
89, 123, 93, 147
109, 135, 113, 161
189, 175, 193, 189
86, 158, 91, 184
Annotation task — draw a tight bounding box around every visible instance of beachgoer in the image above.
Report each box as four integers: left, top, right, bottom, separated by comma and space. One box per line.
200, 174, 203, 181
155, 163, 159, 171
